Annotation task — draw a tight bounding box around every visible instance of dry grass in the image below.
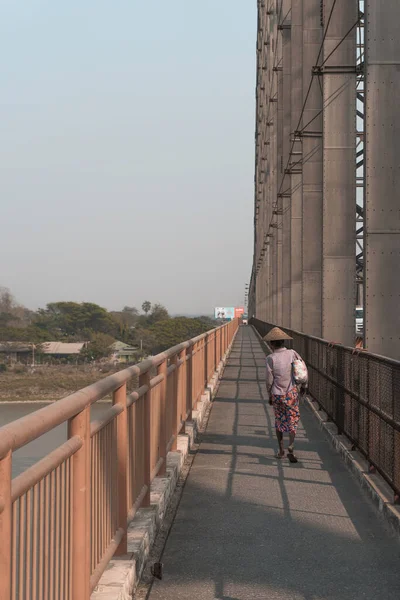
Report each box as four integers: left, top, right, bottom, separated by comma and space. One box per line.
0, 364, 134, 402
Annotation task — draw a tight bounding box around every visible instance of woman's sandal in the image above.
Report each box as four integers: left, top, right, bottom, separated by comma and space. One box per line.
275, 451, 285, 459
287, 447, 298, 463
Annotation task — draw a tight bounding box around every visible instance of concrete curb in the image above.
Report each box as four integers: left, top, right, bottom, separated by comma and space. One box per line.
91, 333, 236, 600
250, 325, 271, 355
91, 441, 189, 600
304, 396, 400, 537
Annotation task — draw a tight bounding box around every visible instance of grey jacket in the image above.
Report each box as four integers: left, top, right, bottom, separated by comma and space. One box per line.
266, 348, 305, 396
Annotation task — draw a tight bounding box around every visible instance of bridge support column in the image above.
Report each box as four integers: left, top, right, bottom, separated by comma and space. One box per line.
280, 1, 292, 328
270, 5, 279, 324
322, 0, 357, 346
263, 6, 274, 322
277, 10, 284, 326
302, 1, 323, 336
254, 4, 269, 321
365, 1, 400, 359
290, 0, 303, 330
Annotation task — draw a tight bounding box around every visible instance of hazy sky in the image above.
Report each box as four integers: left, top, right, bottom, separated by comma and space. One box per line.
1, 1, 256, 315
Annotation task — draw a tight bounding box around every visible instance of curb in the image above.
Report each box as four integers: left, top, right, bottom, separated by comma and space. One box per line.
250, 325, 271, 354
91, 335, 236, 600
91, 443, 189, 600
304, 396, 400, 537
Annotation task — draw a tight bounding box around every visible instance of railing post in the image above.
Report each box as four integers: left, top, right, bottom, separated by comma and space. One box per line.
158, 360, 167, 476
113, 383, 127, 555
180, 348, 186, 433
186, 343, 193, 420
170, 354, 179, 451
68, 406, 91, 600
0, 450, 12, 600
140, 371, 151, 507
213, 331, 217, 371
204, 335, 208, 389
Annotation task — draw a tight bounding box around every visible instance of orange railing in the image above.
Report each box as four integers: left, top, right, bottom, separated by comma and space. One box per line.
0, 319, 238, 600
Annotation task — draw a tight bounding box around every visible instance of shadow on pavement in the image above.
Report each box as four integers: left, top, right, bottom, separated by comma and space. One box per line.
147, 327, 400, 600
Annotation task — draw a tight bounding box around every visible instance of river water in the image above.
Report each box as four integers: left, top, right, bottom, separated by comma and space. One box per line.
0, 402, 111, 478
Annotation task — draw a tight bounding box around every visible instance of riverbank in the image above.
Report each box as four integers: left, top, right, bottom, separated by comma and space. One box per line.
0, 364, 126, 402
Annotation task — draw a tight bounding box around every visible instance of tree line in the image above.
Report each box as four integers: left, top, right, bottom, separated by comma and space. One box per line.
0, 287, 216, 358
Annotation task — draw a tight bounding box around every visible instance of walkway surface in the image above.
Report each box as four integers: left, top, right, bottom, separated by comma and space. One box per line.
148, 326, 400, 600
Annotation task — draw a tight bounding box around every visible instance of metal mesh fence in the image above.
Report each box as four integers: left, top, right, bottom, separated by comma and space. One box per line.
250, 318, 400, 499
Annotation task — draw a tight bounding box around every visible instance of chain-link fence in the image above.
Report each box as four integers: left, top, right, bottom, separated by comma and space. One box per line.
250, 318, 400, 500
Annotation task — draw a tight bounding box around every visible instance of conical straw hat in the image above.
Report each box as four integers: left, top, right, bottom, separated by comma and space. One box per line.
263, 327, 292, 342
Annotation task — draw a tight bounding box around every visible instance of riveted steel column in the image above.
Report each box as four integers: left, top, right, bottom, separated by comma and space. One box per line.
270, 3, 279, 324
276, 4, 284, 325
365, 1, 400, 358
258, 2, 270, 320
302, 2, 323, 336
254, 1, 264, 318
322, 0, 357, 345
290, 0, 303, 330
281, 0, 292, 328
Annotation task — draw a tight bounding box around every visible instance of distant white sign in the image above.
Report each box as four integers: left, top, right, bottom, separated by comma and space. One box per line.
214, 307, 235, 320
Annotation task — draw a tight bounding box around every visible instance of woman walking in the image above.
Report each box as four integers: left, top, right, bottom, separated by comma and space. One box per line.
264, 327, 308, 462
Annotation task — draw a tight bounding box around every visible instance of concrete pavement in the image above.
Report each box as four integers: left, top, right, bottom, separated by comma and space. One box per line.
147, 326, 400, 600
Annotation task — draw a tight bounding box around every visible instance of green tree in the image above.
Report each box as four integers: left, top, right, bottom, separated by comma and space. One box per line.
35, 302, 118, 338
0, 325, 52, 343
109, 307, 139, 340
196, 315, 218, 328
149, 317, 211, 354
147, 303, 169, 325
122, 306, 139, 317
80, 333, 115, 361
0, 287, 34, 329
142, 301, 151, 315
131, 327, 157, 355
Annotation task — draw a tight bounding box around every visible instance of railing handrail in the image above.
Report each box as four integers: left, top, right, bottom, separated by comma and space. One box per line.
0, 324, 225, 459
250, 317, 400, 500
253, 318, 400, 367
0, 319, 239, 600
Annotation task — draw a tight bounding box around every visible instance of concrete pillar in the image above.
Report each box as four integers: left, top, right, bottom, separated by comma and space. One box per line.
290, 0, 303, 330
322, 0, 357, 346
254, 4, 264, 319
281, 1, 292, 328
365, 1, 400, 358
302, 1, 323, 336
271, 6, 279, 324
276, 10, 284, 326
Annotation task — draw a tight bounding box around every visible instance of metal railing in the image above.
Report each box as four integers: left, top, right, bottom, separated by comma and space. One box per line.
250, 318, 400, 502
0, 319, 238, 600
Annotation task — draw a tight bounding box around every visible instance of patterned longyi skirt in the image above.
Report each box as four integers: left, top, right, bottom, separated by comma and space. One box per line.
272, 388, 300, 433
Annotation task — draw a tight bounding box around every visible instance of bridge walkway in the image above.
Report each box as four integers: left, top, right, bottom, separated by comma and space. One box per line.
148, 326, 400, 600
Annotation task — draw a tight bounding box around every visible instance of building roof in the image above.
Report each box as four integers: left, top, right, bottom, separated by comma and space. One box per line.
42, 342, 87, 355
111, 341, 137, 353
117, 349, 138, 356
0, 342, 32, 352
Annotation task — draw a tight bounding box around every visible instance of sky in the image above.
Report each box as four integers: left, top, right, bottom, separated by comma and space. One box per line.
1, 1, 256, 315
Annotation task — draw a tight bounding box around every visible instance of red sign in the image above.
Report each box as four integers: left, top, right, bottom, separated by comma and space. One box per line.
234, 307, 244, 318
